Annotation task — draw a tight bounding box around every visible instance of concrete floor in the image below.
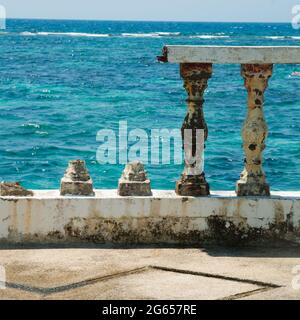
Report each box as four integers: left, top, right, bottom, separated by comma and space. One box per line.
0, 244, 299, 300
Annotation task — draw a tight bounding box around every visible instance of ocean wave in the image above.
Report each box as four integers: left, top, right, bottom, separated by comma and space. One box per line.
38, 32, 110, 37
190, 35, 230, 39
15, 31, 300, 40
120, 32, 181, 38
20, 31, 37, 36
265, 36, 286, 40
265, 36, 300, 40
289, 72, 300, 78
155, 32, 181, 36
21, 123, 41, 129
121, 33, 161, 38
35, 131, 49, 136
20, 31, 110, 37
9, 31, 300, 40
17, 31, 182, 38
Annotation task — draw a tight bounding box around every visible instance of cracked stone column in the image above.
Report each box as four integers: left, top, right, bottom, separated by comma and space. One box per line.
60, 160, 95, 196
176, 63, 212, 197
236, 64, 273, 196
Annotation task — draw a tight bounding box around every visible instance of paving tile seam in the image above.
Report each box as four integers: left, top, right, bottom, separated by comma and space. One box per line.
219, 287, 276, 300
150, 266, 282, 288
5, 266, 150, 295
4, 265, 282, 298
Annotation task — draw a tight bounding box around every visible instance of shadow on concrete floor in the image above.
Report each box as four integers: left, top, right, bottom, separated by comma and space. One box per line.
200, 245, 300, 258
0, 241, 299, 258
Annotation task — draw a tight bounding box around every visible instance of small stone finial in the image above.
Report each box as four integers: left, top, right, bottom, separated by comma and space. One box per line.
118, 161, 152, 196
0, 182, 33, 197
60, 160, 95, 196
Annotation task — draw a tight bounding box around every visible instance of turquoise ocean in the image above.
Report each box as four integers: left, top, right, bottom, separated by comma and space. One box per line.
0, 20, 299, 190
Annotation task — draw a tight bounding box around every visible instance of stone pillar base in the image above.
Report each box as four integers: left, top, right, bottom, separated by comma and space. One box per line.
60, 178, 95, 196
118, 161, 152, 197
176, 174, 210, 197
118, 180, 152, 197
0, 182, 33, 197
236, 181, 270, 197
60, 160, 94, 196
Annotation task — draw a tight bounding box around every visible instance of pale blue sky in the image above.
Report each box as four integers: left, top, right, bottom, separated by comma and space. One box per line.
1, 0, 299, 22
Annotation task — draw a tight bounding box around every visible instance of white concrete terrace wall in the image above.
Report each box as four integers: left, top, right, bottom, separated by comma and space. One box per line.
0, 190, 299, 245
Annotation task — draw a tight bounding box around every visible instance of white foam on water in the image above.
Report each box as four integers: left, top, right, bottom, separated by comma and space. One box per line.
265, 36, 300, 40
19, 31, 180, 38
121, 33, 161, 38
19, 31, 110, 37
190, 35, 230, 39
121, 32, 181, 38
37, 32, 110, 37
16, 31, 300, 40
20, 31, 37, 36
155, 32, 181, 36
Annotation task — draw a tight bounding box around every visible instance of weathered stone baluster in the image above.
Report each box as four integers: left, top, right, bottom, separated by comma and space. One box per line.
236, 64, 273, 196
176, 63, 212, 196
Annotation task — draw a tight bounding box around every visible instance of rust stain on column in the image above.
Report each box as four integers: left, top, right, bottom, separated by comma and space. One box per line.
236, 64, 273, 197
176, 63, 212, 197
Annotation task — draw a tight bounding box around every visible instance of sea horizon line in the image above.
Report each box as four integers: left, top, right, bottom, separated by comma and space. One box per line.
3, 17, 292, 24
